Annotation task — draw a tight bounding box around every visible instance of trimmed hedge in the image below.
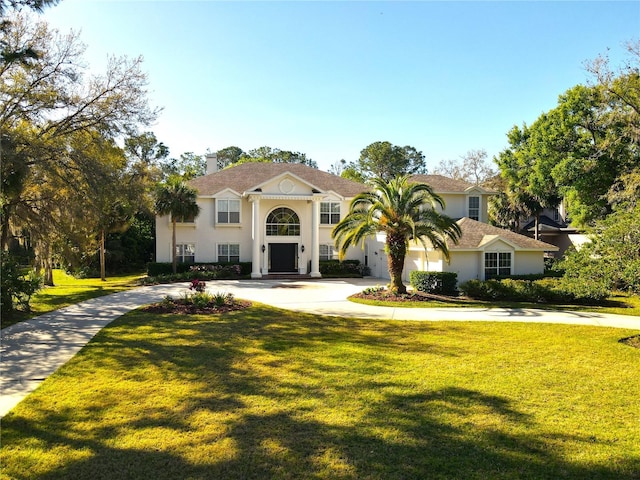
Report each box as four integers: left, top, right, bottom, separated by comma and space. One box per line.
146, 262, 252, 277
459, 278, 608, 305
319, 259, 367, 277
410, 271, 458, 296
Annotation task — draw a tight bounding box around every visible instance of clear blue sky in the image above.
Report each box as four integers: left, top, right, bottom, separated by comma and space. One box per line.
40, 1, 639, 171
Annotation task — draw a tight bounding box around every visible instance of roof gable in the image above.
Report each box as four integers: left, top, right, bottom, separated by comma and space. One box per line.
188, 163, 366, 198
255, 172, 318, 196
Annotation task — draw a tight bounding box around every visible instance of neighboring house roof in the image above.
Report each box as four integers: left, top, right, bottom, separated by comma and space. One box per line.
408, 174, 496, 193
188, 163, 366, 197
452, 218, 559, 251
521, 215, 578, 234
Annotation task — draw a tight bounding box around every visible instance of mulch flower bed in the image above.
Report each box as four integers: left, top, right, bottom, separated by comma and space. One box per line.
351, 291, 432, 303
350, 289, 470, 303
140, 299, 252, 315
620, 334, 640, 349
141, 279, 252, 314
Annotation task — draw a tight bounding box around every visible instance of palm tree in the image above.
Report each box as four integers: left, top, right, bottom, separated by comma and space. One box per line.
154, 179, 200, 274
333, 175, 461, 295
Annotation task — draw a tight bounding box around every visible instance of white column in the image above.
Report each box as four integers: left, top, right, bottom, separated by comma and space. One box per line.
251, 197, 262, 278
310, 198, 321, 278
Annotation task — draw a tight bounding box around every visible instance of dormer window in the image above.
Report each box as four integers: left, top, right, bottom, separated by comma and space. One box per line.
468, 196, 480, 221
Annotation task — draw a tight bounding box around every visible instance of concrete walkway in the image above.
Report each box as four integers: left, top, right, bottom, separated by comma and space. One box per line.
2, 278, 639, 418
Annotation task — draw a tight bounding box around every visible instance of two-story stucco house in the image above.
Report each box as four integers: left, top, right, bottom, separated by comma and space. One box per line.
155, 156, 558, 283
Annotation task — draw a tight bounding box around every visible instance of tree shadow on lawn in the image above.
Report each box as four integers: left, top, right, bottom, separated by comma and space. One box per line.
2, 307, 638, 479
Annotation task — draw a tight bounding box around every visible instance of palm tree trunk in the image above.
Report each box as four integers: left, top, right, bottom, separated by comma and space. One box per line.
534, 212, 540, 241
387, 235, 407, 294
172, 218, 177, 274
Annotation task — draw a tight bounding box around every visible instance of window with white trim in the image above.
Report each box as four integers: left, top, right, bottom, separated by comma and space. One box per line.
266, 208, 300, 236
485, 252, 511, 279
217, 199, 240, 224
468, 196, 480, 221
320, 202, 341, 225
319, 244, 338, 261
176, 243, 195, 263
217, 243, 240, 263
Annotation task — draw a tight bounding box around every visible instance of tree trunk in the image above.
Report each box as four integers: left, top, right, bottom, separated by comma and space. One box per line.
171, 218, 177, 274
386, 235, 407, 294
100, 228, 106, 281
39, 240, 54, 286
534, 212, 540, 241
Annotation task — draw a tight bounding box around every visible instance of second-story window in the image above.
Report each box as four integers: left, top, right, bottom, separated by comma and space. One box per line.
320, 202, 340, 225
217, 199, 240, 224
266, 207, 300, 236
468, 196, 480, 221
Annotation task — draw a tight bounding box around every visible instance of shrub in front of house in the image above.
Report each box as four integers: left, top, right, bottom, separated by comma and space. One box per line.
319, 260, 365, 277
410, 271, 458, 296
146, 262, 251, 278
459, 278, 608, 305
144, 263, 251, 284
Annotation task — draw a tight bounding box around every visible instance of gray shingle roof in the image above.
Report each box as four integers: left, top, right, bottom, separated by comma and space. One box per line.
188, 163, 366, 197
452, 217, 558, 250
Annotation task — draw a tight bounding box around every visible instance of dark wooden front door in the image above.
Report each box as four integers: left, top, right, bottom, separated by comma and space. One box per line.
269, 243, 297, 272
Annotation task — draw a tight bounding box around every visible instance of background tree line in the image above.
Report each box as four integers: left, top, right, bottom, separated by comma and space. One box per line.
0, 8, 160, 295
2, 0, 636, 315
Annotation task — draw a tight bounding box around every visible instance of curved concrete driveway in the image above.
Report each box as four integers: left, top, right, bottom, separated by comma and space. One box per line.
2, 278, 639, 417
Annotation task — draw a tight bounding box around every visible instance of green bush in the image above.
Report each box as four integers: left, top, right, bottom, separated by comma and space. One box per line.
410, 271, 458, 296
556, 276, 609, 303
1, 253, 42, 316
146, 262, 251, 278
319, 260, 365, 277
459, 277, 607, 305
146, 262, 190, 276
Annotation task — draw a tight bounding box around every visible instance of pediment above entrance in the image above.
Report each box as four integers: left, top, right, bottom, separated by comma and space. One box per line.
249, 172, 322, 196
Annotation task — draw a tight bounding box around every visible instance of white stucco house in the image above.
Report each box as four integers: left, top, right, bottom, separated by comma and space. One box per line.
155, 156, 558, 284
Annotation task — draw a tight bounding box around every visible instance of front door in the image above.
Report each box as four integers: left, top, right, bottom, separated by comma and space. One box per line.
269, 243, 297, 273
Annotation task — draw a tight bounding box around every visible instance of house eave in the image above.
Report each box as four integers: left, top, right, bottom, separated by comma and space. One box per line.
243, 192, 325, 202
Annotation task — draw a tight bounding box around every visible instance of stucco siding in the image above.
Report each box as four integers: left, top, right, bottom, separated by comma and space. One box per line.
439, 194, 465, 218
445, 251, 481, 284
513, 251, 545, 276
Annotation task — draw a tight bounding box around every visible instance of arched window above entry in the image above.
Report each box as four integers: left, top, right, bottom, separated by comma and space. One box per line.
266, 207, 300, 236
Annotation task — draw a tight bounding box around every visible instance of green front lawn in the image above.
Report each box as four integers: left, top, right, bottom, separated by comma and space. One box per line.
2, 270, 144, 329
2, 305, 638, 479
